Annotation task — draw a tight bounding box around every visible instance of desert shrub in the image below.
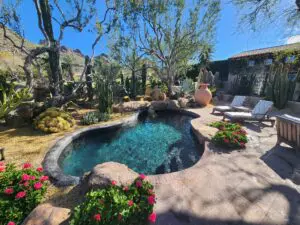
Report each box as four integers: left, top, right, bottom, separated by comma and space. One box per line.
34, 107, 75, 133
0, 162, 49, 225
81, 112, 110, 125
98, 112, 110, 122
81, 111, 99, 125
70, 175, 157, 225
123, 96, 131, 102
210, 121, 248, 149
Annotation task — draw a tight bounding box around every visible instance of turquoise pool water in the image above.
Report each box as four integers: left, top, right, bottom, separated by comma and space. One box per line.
59, 111, 203, 176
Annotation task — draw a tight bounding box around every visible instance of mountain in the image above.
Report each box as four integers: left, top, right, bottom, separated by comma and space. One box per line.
0, 28, 85, 76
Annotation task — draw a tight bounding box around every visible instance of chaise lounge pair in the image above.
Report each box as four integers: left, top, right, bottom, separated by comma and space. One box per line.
213, 96, 275, 126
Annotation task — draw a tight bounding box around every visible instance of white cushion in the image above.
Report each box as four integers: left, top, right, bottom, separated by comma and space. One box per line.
230, 96, 246, 107
214, 106, 232, 112
224, 112, 253, 119
251, 100, 273, 119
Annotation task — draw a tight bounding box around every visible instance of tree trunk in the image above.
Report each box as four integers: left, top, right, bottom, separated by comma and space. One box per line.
48, 47, 62, 96
39, 0, 63, 96
167, 67, 175, 97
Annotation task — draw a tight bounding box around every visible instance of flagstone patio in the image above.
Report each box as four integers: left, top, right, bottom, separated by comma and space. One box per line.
147, 106, 300, 225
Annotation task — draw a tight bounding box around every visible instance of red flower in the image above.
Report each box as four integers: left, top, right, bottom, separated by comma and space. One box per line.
139, 174, 146, 180
240, 142, 246, 148
148, 195, 156, 205
23, 181, 29, 187
0, 166, 5, 172
148, 189, 154, 195
118, 213, 122, 221
93, 214, 101, 221
123, 186, 129, 192
223, 139, 230, 143
16, 191, 26, 199
148, 212, 157, 223
30, 176, 36, 180
34, 182, 43, 190
7, 222, 15, 225
36, 167, 43, 172
111, 180, 117, 186
40, 175, 49, 182
0, 161, 4, 166
128, 200, 134, 206
136, 180, 142, 188
4, 188, 14, 195
22, 174, 31, 181
23, 163, 32, 169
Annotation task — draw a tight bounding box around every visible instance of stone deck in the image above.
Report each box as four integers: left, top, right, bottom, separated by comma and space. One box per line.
148, 106, 300, 225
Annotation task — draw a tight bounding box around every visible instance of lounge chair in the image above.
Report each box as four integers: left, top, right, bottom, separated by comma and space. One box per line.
222, 100, 275, 126
212, 96, 246, 114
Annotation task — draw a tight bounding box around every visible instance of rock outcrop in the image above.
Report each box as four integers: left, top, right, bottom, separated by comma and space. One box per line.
22, 204, 70, 225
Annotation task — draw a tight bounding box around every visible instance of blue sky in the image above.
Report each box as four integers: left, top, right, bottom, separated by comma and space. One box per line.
14, 1, 300, 61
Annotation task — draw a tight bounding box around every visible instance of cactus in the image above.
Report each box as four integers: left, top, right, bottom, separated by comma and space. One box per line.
0, 84, 31, 119
34, 107, 75, 133
197, 68, 216, 88
266, 64, 299, 109
141, 64, 147, 95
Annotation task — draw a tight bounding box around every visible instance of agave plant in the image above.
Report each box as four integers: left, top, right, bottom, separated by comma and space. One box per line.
0, 84, 31, 119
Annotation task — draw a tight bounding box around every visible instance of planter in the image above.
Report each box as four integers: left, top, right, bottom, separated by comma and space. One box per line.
194, 83, 212, 106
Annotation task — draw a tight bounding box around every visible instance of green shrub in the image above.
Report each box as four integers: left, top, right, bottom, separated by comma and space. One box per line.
0, 162, 49, 225
98, 112, 110, 122
210, 121, 248, 149
70, 175, 157, 225
81, 111, 99, 125
34, 107, 75, 133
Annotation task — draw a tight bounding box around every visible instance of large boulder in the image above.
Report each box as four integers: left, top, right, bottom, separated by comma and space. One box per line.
191, 119, 218, 144
87, 162, 139, 190
178, 98, 189, 108
112, 101, 150, 113
5, 110, 27, 128
22, 204, 71, 225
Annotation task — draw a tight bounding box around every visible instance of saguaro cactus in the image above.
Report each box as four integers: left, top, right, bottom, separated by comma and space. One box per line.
141, 64, 147, 95
267, 64, 299, 109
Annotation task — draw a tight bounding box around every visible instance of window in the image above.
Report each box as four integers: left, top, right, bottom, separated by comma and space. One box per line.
288, 72, 297, 81
285, 55, 296, 63
264, 58, 273, 65
248, 60, 255, 67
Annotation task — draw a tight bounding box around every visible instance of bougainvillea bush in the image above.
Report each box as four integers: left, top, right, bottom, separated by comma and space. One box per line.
0, 162, 49, 225
70, 174, 157, 225
210, 121, 248, 149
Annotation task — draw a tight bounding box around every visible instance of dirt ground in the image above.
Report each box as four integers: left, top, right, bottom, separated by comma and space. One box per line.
0, 110, 133, 207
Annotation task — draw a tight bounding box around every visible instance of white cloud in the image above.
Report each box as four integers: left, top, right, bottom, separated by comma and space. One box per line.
286, 35, 300, 44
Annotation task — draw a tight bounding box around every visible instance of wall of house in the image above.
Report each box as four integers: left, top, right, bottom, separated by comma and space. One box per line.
226, 58, 269, 95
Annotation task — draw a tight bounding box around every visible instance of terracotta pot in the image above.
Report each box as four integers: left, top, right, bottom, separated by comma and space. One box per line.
194, 83, 212, 106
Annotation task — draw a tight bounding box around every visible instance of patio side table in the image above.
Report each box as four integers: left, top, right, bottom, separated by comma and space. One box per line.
276, 114, 300, 151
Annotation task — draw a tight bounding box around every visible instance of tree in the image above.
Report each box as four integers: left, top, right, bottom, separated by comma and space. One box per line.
233, 0, 300, 30
0, 0, 96, 98
110, 30, 146, 98
126, 0, 221, 96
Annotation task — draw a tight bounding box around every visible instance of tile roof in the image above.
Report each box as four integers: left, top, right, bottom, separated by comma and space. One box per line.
230, 43, 300, 59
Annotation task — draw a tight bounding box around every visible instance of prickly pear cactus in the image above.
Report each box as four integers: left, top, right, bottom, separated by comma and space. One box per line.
34, 107, 75, 133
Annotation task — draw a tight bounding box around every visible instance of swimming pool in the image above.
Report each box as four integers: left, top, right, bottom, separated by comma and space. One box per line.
59, 111, 204, 177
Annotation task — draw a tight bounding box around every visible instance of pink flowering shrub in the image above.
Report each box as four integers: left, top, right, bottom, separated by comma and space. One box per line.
70, 175, 157, 225
0, 162, 49, 225
210, 121, 248, 149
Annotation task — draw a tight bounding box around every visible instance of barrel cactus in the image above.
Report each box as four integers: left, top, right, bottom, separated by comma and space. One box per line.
34, 108, 75, 133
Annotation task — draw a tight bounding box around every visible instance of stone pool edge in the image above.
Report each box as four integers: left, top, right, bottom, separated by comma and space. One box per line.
42, 112, 140, 186
43, 108, 206, 187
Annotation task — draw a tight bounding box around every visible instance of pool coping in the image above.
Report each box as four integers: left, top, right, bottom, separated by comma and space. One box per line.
43, 108, 202, 186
